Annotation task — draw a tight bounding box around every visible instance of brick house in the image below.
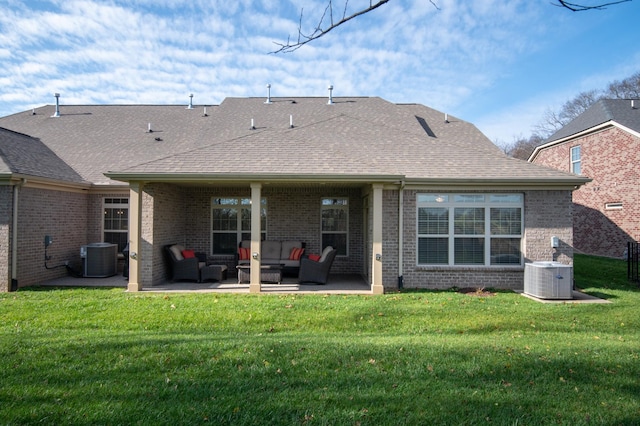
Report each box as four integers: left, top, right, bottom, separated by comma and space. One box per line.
529, 99, 640, 259
0, 94, 588, 293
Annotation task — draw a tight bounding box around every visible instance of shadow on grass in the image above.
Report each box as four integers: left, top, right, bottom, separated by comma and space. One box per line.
3, 332, 640, 425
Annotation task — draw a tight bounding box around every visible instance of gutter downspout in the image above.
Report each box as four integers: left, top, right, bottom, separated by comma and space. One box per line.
11, 179, 26, 291
398, 180, 405, 289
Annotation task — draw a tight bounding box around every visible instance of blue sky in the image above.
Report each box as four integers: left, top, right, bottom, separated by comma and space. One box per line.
1, 0, 639, 145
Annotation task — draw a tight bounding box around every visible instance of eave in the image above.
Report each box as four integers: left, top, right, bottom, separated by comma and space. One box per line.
528, 120, 640, 162
0, 173, 92, 193
103, 172, 406, 186
404, 177, 591, 191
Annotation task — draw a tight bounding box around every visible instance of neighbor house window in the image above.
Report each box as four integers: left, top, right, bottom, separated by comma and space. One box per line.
321, 198, 348, 256
103, 198, 128, 253
571, 146, 581, 174
211, 197, 266, 255
417, 194, 523, 266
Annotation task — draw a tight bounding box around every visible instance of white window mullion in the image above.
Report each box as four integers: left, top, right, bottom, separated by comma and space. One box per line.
448, 206, 455, 266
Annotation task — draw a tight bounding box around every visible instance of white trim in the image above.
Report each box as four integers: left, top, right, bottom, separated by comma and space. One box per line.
416, 193, 524, 267
210, 196, 267, 255
529, 120, 640, 162
321, 197, 349, 256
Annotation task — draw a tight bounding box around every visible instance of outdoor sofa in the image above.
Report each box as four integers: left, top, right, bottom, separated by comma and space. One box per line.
237, 240, 305, 276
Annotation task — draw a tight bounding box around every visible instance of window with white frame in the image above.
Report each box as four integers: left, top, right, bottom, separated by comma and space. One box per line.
417, 194, 523, 266
321, 198, 348, 256
103, 198, 128, 253
571, 145, 581, 174
211, 197, 266, 255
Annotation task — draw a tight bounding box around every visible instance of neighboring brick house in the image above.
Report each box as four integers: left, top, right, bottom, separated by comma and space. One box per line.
0, 93, 588, 293
529, 99, 640, 259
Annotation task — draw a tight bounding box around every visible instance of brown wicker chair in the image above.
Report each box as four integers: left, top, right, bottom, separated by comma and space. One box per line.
298, 248, 337, 284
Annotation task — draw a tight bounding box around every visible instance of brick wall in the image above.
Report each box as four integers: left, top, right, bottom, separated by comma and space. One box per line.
395, 189, 573, 291
533, 127, 640, 258
16, 187, 88, 287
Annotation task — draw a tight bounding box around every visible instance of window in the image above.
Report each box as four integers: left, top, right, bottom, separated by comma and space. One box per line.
211, 197, 266, 255
571, 146, 581, 174
321, 198, 348, 256
103, 198, 128, 252
417, 194, 523, 266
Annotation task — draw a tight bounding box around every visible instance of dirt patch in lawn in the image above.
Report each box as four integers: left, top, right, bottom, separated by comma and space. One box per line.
458, 287, 497, 297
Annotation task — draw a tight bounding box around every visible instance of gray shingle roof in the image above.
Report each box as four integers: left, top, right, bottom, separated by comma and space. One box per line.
547, 99, 640, 142
0, 127, 86, 183
0, 96, 584, 186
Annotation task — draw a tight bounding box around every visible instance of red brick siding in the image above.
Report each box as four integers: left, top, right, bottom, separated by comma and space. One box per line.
533, 127, 640, 258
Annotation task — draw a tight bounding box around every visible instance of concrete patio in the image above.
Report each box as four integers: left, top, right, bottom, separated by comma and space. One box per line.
37, 273, 373, 294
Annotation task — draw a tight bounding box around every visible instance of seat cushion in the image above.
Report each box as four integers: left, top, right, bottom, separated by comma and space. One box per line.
169, 244, 185, 261
319, 246, 334, 262
261, 241, 281, 260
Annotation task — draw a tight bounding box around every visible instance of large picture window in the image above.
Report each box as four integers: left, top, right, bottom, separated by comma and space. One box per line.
103, 198, 128, 253
417, 194, 523, 266
321, 198, 348, 256
211, 197, 266, 255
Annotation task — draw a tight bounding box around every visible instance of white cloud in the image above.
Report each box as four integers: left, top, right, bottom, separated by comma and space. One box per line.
1, 0, 639, 146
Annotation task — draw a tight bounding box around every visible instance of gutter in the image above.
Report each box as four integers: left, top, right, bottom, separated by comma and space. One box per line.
398, 180, 405, 289
103, 172, 405, 184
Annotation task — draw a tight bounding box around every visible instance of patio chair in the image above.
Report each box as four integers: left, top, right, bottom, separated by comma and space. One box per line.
163, 244, 204, 282
298, 247, 337, 285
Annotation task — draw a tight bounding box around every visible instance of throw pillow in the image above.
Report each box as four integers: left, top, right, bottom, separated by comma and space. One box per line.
181, 249, 196, 259
289, 247, 305, 260
238, 247, 250, 260
308, 254, 321, 262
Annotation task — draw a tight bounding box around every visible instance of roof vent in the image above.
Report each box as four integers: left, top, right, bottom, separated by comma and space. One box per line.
445, 113, 449, 123
632, 99, 636, 109
187, 94, 194, 109
327, 85, 334, 105
203, 106, 208, 117
250, 118, 255, 130
290, 114, 294, 128
265, 84, 273, 104
147, 123, 153, 133
51, 93, 60, 118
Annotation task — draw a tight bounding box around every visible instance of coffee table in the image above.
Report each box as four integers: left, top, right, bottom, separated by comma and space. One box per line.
236, 264, 283, 284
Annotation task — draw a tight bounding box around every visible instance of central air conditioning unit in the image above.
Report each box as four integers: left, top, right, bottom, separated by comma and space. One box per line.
524, 261, 573, 300
80, 243, 118, 278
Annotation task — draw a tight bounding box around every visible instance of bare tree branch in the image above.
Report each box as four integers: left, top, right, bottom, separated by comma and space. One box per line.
272, 1, 391, 53
272, 0, 632, 53
553, 0, 631, 11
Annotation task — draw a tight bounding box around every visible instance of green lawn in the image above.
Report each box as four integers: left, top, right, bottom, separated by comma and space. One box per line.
1, 254, 639, 425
